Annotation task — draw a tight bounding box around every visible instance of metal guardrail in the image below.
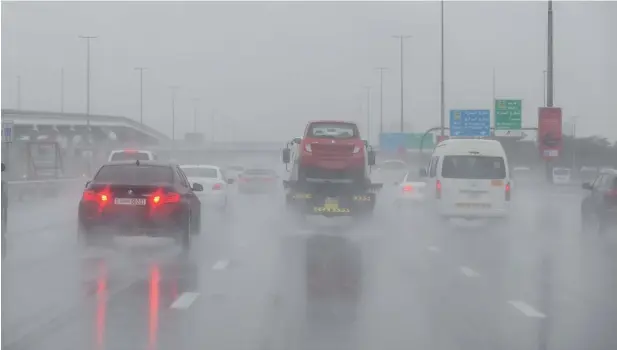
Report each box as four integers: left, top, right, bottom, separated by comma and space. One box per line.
5, 177, 87, 202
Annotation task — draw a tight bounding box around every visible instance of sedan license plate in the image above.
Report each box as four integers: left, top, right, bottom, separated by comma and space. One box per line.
114, 198, 146, 206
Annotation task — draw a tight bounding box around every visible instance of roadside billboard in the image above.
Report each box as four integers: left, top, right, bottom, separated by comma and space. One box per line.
538, 107, 563, 159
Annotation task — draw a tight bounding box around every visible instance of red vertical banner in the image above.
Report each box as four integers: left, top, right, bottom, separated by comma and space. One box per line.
538, 107, 563, 159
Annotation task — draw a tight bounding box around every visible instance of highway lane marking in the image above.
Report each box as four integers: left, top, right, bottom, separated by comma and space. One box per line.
459, 266, 481, 277
170, 292, 200, 310
508, 301, 547, 318
427, 246, 441, 253
212, 259, 230, 270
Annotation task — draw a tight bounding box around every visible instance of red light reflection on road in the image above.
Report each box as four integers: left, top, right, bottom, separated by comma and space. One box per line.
95, 260, 108, 350
148, 264, 160, 350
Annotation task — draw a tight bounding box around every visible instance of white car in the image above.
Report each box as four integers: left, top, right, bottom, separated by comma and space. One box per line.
374, 159, 408, 185
180, 165, 233, 212
552, 167, 572, 185
421, 139, 511, 221
394, 172, 427, 207
108, 149, 157, 162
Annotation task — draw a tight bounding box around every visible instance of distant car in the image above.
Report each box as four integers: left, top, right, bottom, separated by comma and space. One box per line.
225, 165, 245, 180
394, 172, 427, 207
180, 165, 233, 212
238, 168, 279, 194
107, 149, 158, 162
375, 159, 408, 185
552, 167, 572, 185
77, 160, 203, 252
581, 169, 617, 234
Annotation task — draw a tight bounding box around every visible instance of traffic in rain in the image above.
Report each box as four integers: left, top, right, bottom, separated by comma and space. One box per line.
1, 2, 617, 350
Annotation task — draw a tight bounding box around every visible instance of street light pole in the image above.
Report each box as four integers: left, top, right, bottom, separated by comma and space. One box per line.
170, 86, 179, 143
375, 67, 388, 136
364, 86, 372, 144
134, 67, 146, 125
543, 70, 547, 106
16, 75, 21, 109
393, 35, 412, 133
79, 35, 98, 125
440, 0, 446, 136
60, 68, 65, 112
192, 98, 200, 133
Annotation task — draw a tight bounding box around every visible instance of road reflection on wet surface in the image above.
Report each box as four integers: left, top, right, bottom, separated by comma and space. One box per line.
3, 180, 617, 350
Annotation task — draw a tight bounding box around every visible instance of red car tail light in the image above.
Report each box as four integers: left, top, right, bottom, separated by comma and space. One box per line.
436, 180, 442, 199
212, 183, 222, 190
505, 182, 511, 201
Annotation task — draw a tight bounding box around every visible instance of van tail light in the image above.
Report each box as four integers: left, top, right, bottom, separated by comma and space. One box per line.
403, 185, 413, 192
212, 183, 222, 190
505, 182, 511, 201
436, 180, 442, 199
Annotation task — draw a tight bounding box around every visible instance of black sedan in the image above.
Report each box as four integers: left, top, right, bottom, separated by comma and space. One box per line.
77, 160, 203, 252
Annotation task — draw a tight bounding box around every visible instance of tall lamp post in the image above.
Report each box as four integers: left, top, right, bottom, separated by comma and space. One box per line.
375, 67, 388, 136
134, 67, 147, 125
392, 35, 412, 133
79, 35, 98, 126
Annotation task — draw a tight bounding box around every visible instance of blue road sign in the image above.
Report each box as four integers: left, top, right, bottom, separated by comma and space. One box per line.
379, 133, 407, 152
449, 110, 491, 137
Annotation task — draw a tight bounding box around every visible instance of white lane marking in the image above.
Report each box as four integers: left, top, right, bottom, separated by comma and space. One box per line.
212, 259, 230, 270
460, 266, 481, 277
427, 246, 441, 253
508, 301, 547, 318
170, 292, 200, 309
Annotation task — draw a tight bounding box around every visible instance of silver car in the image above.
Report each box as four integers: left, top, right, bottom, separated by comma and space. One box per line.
238, 168, 279, 194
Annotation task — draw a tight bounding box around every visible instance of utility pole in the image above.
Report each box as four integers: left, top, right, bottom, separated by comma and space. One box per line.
543, 70, 547, 106
364, 86, 372, 144
392, 35, 412, 133
79, 35, 98, 125
375, 67, 388, 136
60, 68, 65, 112
16, 75, 21, 109
134, 67, 146, 125
440, 0, 446, 136
170, 86, 179, 143
191, 98, 200, 133
547, 1, 554, 108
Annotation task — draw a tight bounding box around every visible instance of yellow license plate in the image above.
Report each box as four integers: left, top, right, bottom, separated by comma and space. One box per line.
314, 206, 351, 213
324, 197, 339, 209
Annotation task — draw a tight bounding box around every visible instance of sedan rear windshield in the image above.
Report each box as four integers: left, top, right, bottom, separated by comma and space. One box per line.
441, 156, 506, 180
181, 167, 218, 178
110, 152, 150, 161
94, 165, 173, 184
307, 123, 358, 139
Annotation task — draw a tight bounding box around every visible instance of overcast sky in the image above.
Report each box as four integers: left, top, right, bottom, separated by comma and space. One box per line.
2, 1, 616, 142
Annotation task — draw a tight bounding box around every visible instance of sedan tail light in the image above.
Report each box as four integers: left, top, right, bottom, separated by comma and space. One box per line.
152, 191, 181, 206
212, 183, 223, 190
403, 185, 413, 192
304, 143, 312, 152
82, 187, 112, 212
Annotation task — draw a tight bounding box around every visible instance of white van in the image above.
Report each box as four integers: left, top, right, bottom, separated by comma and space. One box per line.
422, 139, 511, 220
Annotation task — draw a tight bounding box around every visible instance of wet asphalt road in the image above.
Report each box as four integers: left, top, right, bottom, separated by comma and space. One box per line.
2, 180, 617, 350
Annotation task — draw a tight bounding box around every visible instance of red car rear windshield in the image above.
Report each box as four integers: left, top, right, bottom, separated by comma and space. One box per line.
307, 123, 358, 139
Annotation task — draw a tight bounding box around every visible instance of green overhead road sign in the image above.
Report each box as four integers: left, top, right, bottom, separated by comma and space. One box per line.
495, 99, 522, 130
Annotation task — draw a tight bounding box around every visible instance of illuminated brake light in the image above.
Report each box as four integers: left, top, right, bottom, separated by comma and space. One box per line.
212, 183, 222, 190
436, 180, 442, 199
151, 191, 181, 206
505, 182, 511, 201
403, 185, 413, 192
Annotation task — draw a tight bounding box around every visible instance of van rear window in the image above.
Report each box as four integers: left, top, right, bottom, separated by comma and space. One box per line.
441, 156, 506, 179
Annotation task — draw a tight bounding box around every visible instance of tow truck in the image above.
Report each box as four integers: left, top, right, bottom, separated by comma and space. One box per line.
282, 120, 382, 219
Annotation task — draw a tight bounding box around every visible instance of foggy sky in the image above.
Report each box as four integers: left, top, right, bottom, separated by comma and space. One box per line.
2, 1, 616, 142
